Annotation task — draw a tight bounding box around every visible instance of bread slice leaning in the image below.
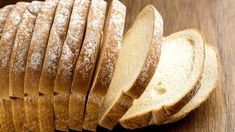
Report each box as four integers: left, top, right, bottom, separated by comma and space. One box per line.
68, 0, 107, 130
53, 0, 90, 131
162, 44, 219, 124
9, 2, 42, 131
119, 29, 205, 129
0, 5, 14, 40
98, 5, 163, 129
82, 0, 126, 131
0, 2, 29, 132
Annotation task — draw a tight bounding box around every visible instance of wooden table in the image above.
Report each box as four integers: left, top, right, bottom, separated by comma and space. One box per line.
1, 0, 234, 131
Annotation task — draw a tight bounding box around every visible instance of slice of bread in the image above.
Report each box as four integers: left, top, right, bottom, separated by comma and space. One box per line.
39, 0, 73, 96
82, 0, 126, 131
0, 2, 28, 100
53, 0, 90, 131
24, 0, 59, 96
38, 0, 74, 131
98, 5, 163, 129
68, 0, 107, 130
23, 1, 59, 132
119, 29, 205, 129
9, 2, 42, 131
0, 5, 14, 40
0, 2, 28, 132
162, 44, 219, 124
9, 1, 42, 98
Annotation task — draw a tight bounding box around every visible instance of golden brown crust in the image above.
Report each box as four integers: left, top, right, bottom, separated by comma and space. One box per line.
54, 0, 90, 95
38, 95, 54, 132
11, 98, 28, 131
68, 0, 107, 131
39, 0, 74, 96
24, 0, 59, 96
9, 2, 42, 98
82, 0, 126, 130
0, 2, 28, 100
24, 96, 40, 132
0, 100, 15, 132
53, 94, 70, 131
68, 93, 85, 131
99, 5, 163, 129
0, 5, 14, 40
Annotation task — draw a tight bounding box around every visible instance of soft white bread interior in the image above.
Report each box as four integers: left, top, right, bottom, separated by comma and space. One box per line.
119, 29, 205, 129
98, 5, 163, 129
162, 44, 219, 124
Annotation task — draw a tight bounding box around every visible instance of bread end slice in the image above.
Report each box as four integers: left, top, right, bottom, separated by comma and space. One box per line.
98, 5, 163, 129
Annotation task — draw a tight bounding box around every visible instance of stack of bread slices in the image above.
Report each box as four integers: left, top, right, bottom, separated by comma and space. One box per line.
0, 0, 220, 131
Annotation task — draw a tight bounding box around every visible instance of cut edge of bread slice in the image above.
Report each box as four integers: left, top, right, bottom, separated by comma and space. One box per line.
82, 0, 126, 131
119, 29, 205, 129
162, 44, 219, 124
98, 5, 163, 130
68, 0, 107, 131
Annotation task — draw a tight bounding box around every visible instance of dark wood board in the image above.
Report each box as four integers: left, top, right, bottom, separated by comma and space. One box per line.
1, 0, 234, 131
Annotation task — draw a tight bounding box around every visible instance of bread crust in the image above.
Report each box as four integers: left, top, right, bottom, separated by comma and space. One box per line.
0, 100, 15, 132
53, 0, 90, 131
39, 0, 74, 96
83, 0, 126, 130
9, 1, 42, 98
24, 0, 59, 96
68, 0, 107, 130
98, 5, 163, 129
38, 95, 54, 132
0, 5, 14, 40
119, 29, 206, 129
54, 0, 90, 95
0, 2, 28, 100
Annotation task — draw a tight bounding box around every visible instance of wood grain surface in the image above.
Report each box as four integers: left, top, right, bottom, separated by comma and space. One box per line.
1, 0, 234, 132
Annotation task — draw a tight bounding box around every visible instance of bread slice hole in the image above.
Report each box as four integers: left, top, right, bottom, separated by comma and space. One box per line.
156, 87, 166, 95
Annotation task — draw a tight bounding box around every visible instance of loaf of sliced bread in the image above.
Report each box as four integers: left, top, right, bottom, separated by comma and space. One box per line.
162, 44, 219, 124
82, 0, 126, 131
98, 5, 163, 129
53, 0, 90, 131
0, 5, 14, 40
9, 2, 42, 131
68, 0, 107, 130
119, 29, 205, 129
